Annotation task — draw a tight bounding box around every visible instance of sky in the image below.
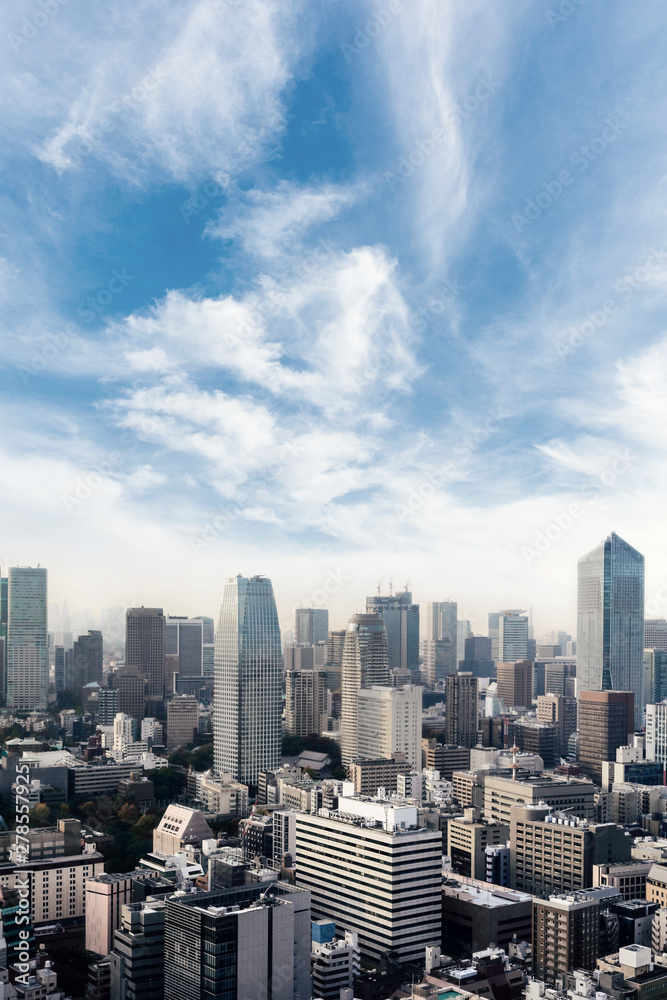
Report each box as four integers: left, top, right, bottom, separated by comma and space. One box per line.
3, 0, 667, 638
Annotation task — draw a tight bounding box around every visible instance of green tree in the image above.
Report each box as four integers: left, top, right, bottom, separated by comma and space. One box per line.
29, 803, 51, 827
131, 814, 159, 839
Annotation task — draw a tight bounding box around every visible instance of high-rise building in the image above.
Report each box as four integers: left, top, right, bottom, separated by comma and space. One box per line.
163, 882, 311, 1000
422, 637, 451, 686
645, 620, 667, 652
497, 611, 529, 662
578, 690, 634, 784
577, 532, 645, 729
72, 629, 103, 698
296, 799, 442, 963
340, 613, 390, 768
285, 667, 327, 737
536, 693, 577, 757
126, 608, 166, 703
109, 899, 166, 1000
533, 894, 600, 982
645, 701, 667, 765
366, 590, 419, 673
295, 607, 329, 645
311, 922, 361, 1000
167, 695, 199, 749
445, 672, 479, 748
213, 575, 282, 783
165, 616, 203, 678
356, 684, 421, 770
85, 872, 134, 958
115, 667, 147, 722
644, 650, 667, 707
496, 660, 532, 709
424, 600, 457, 674
460, 635, 495, 678
54, 645, 65, 693
98, 686, 119, 726
7, 566, 48, 711
457, 620, 471, 667
0, 574, 7, 704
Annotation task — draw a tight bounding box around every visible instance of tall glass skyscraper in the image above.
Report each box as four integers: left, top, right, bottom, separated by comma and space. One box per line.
577, 532, 644, 729
366, 590, 419, 673
214, 575, 282, 783
341, 613, 390, 768
7, 566, 48, 711
295, 607, 329, 645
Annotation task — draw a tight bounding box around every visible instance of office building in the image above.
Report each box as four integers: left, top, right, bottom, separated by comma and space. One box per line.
445, 673, 479, 748
424, 601, 457, 676
7, 566, 48, 711
85, 872, 134, 957
115, 668, 146, 722
544, 660, 577, 697
447, 810, 509, 880
340, 613, 390, 768
349, 757, 413, 796
645, 621, 667, 652
311, 922, 360, 1000
422, 740, 470, 779
285, 667, 327, 737
460, 635, 496, 678
356, 684, 421, 770
165, 616, 204, 679
295, 607, 329, 645
510, 720, 558, 768
645, 650, 667, 707
213, 575, 282, 783
109, 899, 165, 1000
532, 893, 600, 982
71, 630, 103, 698
367, 589, 419, 673
489, 611, 528, 662
536, 693, 577, 757
423, 637, 452, 686
98, 686, 119, 726
163, 882, 311, 1000
510, 804, 631, 895
484, 772, 596, 825
0, 850, 105, 925
153, 805, 212, 855
441, 876, 533, 959
126, 608, 166, 703
578, 690, 634, 784
54, 645, 65, 693
497, 660, 532, 709
645, 701, 667, 765
166, 695, 198, 749
457, 620, 471, 667
577, 532, 644, 729
296, 799, 442, 962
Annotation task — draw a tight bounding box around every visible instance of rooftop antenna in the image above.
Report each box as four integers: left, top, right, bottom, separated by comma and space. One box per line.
377, 579, 382, 597
388, 575, 394, 597
510, 741, 520, 782
405, 579, 411, 593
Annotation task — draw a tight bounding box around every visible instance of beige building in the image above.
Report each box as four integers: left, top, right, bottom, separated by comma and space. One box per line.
285, 668, 327, 737
447, 809, 509, 881
356, 685, 421, 771
484, 773, 595, 825
497, 660, 532, 709
153, 804, 213, 855
166, 695, 199, 750
85, 872, 134, 957
349, 757, 413, 796
0, 849, 105, 926
422, 741, 470, 779
595, 860, 652, 900
536, 693, 577, 756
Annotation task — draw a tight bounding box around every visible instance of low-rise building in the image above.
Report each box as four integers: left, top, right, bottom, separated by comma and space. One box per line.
441, 876, 533, 960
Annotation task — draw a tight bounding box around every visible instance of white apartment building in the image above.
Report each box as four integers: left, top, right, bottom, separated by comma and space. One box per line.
0, 850, 104, 925
646, 701, 667, 763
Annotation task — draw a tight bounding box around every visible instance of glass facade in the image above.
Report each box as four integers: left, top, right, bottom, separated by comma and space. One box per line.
214, 575, 282, 783
577, 532, 644, 728
7, 566, 48, 710
340, 613, 390, 767
165, 616, 204, 677
366, 592, 419, 672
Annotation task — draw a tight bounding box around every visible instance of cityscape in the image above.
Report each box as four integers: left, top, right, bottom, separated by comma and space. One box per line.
0, 532, 665, 998
4, 1, 667, 999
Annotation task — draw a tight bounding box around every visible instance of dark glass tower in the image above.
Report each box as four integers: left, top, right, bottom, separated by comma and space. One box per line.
577, 532, 644, 729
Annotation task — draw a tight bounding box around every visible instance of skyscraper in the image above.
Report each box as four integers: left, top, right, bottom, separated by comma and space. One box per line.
498, 611, 529, 662
213, 575, 282, 783
578, 690, 634, 784
644, 649, 667, 707
7, 566, 48, 711
497, 660, 533, 709
445, 672, 479, 748
165, 616, 203, 677
424, 600, 457, 674
366, 589, 419, 673
356, 684, 421, 769
125, 608, 166, 702
295, 607, 329, 644
577, 532, 645, 728
72, 629, 103, 698
341, 613, 390, 768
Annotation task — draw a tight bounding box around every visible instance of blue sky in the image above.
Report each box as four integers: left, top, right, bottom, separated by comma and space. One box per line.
3, 0, 667, 636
